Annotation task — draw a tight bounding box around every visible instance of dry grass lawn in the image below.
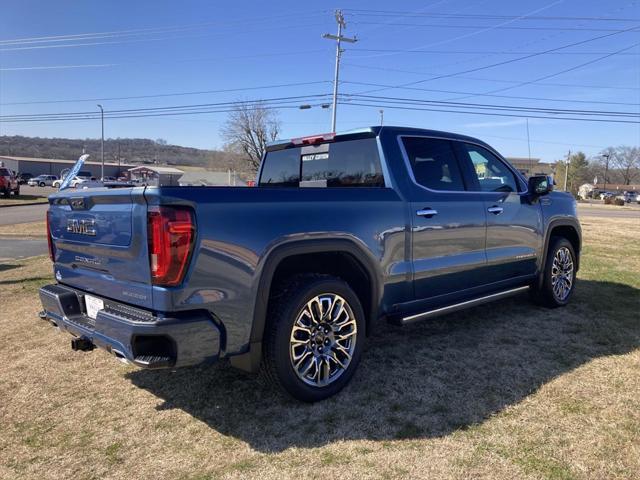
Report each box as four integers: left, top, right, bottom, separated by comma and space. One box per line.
0, 215, 639, 479
0, 221, 46, 238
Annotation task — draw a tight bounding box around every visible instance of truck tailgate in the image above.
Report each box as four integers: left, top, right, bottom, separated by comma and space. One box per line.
48, 187, 153, 309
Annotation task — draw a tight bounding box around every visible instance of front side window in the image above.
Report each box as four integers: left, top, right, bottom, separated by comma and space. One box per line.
401, 137, 465, 191
461, 143, 519, 193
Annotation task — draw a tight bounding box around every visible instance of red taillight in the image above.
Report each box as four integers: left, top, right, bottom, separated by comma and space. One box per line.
147, 206, 195, 287
46, 210, 55, 262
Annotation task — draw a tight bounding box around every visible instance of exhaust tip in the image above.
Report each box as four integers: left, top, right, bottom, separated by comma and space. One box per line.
38, 310, 47, 320
71, 337, 95, 352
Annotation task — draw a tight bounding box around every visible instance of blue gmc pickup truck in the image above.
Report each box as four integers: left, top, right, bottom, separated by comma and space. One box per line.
39, 126, 581, 402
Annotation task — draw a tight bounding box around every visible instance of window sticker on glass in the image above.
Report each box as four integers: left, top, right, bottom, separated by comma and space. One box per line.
302, 153, 329, 162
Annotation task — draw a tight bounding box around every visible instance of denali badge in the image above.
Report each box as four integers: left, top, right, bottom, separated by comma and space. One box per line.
66, 218, 96, 236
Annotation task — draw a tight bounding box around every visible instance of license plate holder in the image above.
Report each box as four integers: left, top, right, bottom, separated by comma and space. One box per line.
85, 295, 104, 320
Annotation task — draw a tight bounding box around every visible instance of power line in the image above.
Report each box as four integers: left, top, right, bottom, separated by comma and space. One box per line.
342, 102, 640, 124
0, 11, 326, 45
0, 81, 332, 106
349, 22, 640, 95
345, 94, 640, 117
342, 63, 640, 91
0, 21, 326, 52
348, 48, 640, 56
351, 21, 635, 32
445, 39, 640, 101
342, 80, 638, 106
347, 0, 565, 60
0, 49, 330, 73
0, 95, 333, 122
344, 9, 640, 22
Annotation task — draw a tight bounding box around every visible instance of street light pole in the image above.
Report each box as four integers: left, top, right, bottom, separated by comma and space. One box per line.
97, 104, 104, 179
323, 10, 357, 133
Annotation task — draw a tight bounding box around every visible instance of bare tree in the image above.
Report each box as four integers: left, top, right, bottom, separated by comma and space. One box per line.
602, 146, 640, 185
221, 102, 280, 172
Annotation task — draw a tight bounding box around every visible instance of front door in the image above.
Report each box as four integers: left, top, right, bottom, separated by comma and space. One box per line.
400, 136, 488, 300
454, 142, 543, 284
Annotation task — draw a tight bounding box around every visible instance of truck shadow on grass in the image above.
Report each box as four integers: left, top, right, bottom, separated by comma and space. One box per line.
127, 278, 639, 453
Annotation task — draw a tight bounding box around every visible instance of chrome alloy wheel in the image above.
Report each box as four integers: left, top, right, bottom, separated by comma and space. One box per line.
289, 293, 358, 387
551, 246, 574, 301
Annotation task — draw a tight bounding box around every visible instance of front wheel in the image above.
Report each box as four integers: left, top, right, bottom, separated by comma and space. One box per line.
531, 237, 577, 307
39, 182, 45, 187
262, 274, 365, 402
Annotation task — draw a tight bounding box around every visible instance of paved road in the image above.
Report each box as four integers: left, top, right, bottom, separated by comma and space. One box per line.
0, 203, 48, 226
577, 203, 640, 219
0, 238, 47, 261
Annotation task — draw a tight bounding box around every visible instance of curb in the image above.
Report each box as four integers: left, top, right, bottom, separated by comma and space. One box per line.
0, 200, 49, 209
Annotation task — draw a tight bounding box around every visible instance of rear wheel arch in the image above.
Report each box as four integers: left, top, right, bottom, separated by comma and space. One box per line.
231, 239, 381, 373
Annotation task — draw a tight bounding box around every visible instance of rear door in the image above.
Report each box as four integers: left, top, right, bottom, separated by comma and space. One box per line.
48, 187, 154, 309
454, 142, 542, 283
399, 136, 488, 300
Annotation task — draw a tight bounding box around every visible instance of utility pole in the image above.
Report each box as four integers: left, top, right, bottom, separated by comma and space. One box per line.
526, 118, 532, 175
563, 150, 570, 192
97, 104, 104, 179
379, 109, 384, 126
323, 10, 357, 133
602, 153, 610, 195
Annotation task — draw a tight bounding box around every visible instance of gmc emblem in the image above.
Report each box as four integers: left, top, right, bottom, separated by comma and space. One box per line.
67, 218, 96, 236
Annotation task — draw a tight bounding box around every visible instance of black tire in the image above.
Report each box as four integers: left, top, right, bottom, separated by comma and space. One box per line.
13, 186, 20, 196
262, 274, 365, 402
39, 182, 45, 187
2, 189, 9, 198
530, 237, 577, 308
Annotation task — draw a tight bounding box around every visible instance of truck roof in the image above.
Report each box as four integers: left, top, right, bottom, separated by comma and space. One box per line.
266, 126, 493, 152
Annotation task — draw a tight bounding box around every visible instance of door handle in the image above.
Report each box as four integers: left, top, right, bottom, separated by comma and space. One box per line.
417, 208, 438, 218
487, 206, 504, 215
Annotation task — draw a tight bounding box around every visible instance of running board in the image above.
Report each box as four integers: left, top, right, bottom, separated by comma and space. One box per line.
400, 286, 530, 325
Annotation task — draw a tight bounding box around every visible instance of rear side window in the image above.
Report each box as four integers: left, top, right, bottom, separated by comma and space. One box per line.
259, 148, 300, 187
401, 137, 465, 191
259, 138, 384, 188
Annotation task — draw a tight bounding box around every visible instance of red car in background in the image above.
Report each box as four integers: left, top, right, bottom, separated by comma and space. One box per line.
0, 167, 20, 197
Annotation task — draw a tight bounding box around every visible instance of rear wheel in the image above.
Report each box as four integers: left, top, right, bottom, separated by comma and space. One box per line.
262, 274, 365, 402
2, 189, 9, 198
531, 237, 576, 307
13, 185, 20, 196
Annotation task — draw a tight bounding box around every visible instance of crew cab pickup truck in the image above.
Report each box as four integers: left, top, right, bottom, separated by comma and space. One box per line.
0, 167, 20, 197
39, 126, 581, 402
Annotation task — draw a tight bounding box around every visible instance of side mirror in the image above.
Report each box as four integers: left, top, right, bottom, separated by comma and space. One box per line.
528, 175, 553, 196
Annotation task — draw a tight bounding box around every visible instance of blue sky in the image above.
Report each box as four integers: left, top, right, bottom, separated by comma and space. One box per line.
0, 0, 638, 163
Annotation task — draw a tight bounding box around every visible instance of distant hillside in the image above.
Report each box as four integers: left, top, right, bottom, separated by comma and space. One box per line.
0, 135, 251, 173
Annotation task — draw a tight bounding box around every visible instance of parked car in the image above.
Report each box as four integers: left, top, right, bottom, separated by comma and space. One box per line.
27, 174, 58, 187
53, 171, 95, 189
599, 191, 615, 200
39, 126, 582, 402
0, 167, 20, 197
17, 172, 33, 185
622, 190, 637, 203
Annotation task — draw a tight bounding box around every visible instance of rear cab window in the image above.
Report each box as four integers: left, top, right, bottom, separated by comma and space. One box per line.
259, 137, 384, 188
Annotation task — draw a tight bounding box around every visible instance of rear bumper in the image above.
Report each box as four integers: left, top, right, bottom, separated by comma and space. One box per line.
39, 283, 221, 368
